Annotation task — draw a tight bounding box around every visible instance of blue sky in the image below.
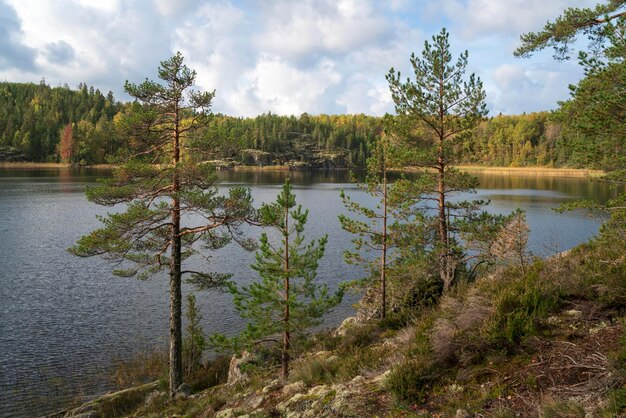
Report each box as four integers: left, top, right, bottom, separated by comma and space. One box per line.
0, 0, 598, 116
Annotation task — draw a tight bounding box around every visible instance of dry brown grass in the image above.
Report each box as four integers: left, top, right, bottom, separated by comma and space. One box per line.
455, 165, 604, 178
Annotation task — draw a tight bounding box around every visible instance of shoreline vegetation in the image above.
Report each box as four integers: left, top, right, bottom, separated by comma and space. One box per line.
58, 227, 626, 417
0, 161, 605, 178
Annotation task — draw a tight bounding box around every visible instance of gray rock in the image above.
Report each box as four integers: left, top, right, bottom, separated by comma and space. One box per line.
262, 378, 282, 393
227, 351, 254, 385
144, 389, 165, 406
455, 409, 471, 418
334, 317, 357, 337
175, 383, 192, 399
282, 380, 306, 396
215, 408, 238, 418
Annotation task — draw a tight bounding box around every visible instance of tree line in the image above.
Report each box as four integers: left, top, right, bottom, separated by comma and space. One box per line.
0, 88, 620, 171
0, 81, 123, 163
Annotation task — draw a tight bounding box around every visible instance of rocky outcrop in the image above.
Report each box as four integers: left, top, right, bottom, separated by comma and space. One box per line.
227, 351, 255, 385
273, 373, 389, 418
58, 381, 159, 417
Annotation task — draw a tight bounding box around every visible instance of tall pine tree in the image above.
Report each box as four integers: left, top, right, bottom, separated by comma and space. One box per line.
339, 132, 413, 319
386, 28, 488, 291
70, 53, 256, 396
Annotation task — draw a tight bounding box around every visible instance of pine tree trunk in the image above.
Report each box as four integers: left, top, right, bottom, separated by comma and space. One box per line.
169, 112, 183, 396
169, 211, 182, 396
437, 144, 452, 291
282, 206, 290, 379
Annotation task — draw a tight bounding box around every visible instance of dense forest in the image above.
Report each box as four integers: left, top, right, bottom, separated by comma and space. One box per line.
0, 81, 123, 163
0, 80, 620, 170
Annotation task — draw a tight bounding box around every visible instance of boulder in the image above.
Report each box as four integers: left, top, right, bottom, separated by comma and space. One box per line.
175, 383, 192, 399
282, 380, 306, 396
334, 317, 358, 337
227, 351, 254, 385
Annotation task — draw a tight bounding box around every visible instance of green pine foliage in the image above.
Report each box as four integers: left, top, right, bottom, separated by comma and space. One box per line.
339, 132, 425, 318
386, 27, 492, 290
518, 0, 625, 231
211, 180, 342, 377
183, 294, 206, 379
70, 53, 257, 396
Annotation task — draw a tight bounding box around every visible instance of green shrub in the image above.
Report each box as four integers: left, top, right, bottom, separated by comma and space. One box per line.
386, 358, 436, 404
379, 311, 411, 330
187, 355, 230, 392
484, 263, 561, 348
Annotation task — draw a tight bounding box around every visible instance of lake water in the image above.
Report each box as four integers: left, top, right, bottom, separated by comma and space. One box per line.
0, 167, 616, 417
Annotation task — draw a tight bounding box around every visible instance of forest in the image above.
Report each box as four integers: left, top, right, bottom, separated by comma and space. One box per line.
0, 80, 620, 170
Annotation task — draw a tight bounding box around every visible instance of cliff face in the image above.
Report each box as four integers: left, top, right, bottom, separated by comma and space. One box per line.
0, 146, 26, 162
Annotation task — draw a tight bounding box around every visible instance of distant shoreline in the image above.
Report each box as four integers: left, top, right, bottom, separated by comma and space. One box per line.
455, 165, 604, 178
0, 162, 115, 169
0, 162, 605, 178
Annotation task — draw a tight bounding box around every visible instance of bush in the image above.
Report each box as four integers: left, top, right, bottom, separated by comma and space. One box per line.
430, 290, 493, 366
186, 355, 230, 392
483, 262, 561, 349
386, 358, 436, 404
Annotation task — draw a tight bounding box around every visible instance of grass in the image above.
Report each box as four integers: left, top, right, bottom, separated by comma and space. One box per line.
539, 398, 586, 417
455, 165, 604, 178
110, 350, 168, 389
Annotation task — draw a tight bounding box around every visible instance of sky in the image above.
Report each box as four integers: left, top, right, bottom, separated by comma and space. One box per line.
0, 0, 599, 117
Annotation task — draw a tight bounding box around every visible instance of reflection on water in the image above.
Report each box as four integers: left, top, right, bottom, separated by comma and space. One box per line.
473, 173, 617, 204
0, 167, 617, 416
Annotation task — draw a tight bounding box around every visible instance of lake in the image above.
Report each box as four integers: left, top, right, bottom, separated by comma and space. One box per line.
0, 167, 616, 416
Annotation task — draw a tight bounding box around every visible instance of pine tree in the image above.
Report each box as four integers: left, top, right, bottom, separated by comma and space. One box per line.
69, 53, 256, 396
211, 180, 342, 378
386, 28, 488, 291
183, 294, 205, 378
339, 132, 410, 319
518, 1, 625, 235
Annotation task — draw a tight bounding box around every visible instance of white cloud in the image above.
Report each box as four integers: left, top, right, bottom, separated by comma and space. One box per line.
227, 55, 342, 116
429, 0, 599, 40
489, 62, 581, 114
257, 0, 392, 64
336, 76, 392, 115
0, 0, 593, 116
